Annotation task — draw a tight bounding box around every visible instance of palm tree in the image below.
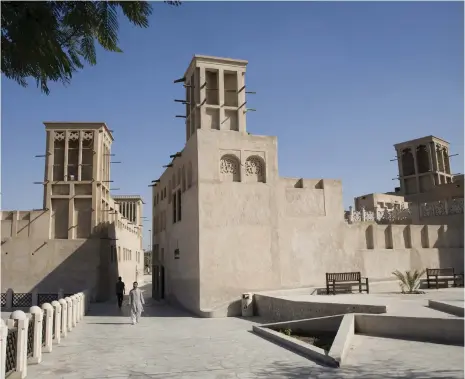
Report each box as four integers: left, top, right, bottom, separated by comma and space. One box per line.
1, 1, 181, 94
392, 269, 426, 294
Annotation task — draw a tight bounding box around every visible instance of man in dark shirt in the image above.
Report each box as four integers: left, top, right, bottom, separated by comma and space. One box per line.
115, 277, 125, 309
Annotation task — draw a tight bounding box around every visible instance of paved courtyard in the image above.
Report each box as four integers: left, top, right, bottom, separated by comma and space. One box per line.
25, 284, 464, 379
269, 285, 465, 318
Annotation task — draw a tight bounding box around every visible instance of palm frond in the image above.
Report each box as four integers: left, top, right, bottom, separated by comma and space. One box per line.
392, 269, 426, 293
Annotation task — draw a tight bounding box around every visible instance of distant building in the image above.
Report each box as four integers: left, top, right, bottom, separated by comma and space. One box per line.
1, 122, 144, 300
354, 192, 407, 212
349, 135, 463, 225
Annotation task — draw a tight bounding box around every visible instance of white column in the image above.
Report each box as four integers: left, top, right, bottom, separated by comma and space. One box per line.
9, 310, 29, 378
40, 303, 53, 353
58, 299, 67, 338
71, 296, 77, 327
51, 301, 61, 344
65, 297, 73, 332
28, 306, 43, 364
58, 288, 64, 300
0, 319, 7, 379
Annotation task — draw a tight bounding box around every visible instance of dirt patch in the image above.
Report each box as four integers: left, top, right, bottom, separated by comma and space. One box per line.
276, 329, 335, 352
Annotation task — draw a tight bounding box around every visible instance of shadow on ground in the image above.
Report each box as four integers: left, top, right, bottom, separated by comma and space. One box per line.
252, 361, 464, 379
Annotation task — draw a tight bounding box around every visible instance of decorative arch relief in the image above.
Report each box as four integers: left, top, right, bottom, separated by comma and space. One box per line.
245, 155, 266, 183
220, 154, 240, 182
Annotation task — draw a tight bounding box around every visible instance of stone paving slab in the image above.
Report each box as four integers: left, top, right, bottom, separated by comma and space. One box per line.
26, 289, 465, 379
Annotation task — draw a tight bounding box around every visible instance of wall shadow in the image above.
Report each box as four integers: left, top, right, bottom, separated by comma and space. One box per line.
20, 222, 120, 302
251, 360, 464, 379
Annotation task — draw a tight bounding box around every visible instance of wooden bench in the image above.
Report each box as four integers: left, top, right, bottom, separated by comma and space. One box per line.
426, 268, 464, 289
325, 272, 369, 295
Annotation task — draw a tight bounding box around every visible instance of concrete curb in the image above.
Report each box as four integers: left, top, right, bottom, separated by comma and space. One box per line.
329, 314, 354, 366
252, 324, 340, 367
428, 300, 464, 317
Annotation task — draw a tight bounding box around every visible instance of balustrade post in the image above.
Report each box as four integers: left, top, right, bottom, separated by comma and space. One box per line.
9, 311, 28, 378
5, 289, 13, 310
70, 296, 77, 327
51, 301, 61, 344
40, 303, 53, 353
31, 289, 39, 307
58, 299, 67, 338
65, 297, 73, 332
0, 319, 7, 379
361, 207, 366, 222
75, 294, 81, 322
28, 306, 43, 364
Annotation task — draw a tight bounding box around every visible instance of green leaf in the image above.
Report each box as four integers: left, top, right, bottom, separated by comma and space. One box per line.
1, 1, 177, 94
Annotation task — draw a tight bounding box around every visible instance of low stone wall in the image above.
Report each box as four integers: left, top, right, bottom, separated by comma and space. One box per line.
253, 294, 386, 322
1, 290, 91, 378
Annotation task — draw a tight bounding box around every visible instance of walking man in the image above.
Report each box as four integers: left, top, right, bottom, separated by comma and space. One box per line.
115, 277, 125, 309
129, 281, 145, 325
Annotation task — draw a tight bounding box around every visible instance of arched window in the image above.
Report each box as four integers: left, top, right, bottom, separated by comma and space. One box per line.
187, 162, 193, 188
245, 156, 266, 183
416, 145, 430, 174
401, 148, 415, 176
220, 154, 240, 182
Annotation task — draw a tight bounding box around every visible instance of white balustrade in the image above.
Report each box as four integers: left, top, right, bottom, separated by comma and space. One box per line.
0, 319, 7, 379
28, 306, 43, 364
9, 310, 29, 378
40, 303, 53, 353
0, 290, 90, 378
58, 299, 68, 338
51, 301, 61, 344
65, 297, 73, 332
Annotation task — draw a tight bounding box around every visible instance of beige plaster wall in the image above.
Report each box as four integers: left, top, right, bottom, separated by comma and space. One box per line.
1, 235, 101, 294
1, 209, 143, 300
192, 129, 464, 316
152, 133, 200, 311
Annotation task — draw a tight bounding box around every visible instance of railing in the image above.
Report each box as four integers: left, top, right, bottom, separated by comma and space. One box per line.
1, 289, 92, 378
345, 198, 464, 224
1, 288, 77, 310
27, 315, 34, 358
5, 328, 17, 377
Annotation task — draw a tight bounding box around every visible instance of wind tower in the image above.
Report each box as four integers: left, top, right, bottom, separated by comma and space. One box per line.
42, 122, 114, 239
393, 135, 455, 196
173, 55, 255, 141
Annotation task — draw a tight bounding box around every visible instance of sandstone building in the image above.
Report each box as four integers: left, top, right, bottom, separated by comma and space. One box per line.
151, 55, 464, 317
1, 122, 144, 300
352, 135, 464, 225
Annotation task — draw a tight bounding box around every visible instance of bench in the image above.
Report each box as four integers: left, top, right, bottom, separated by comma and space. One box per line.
426, 268, 464, 289
326, 272, 369, 295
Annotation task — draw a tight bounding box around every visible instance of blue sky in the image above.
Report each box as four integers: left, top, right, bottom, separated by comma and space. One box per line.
2, 1, 463, 249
